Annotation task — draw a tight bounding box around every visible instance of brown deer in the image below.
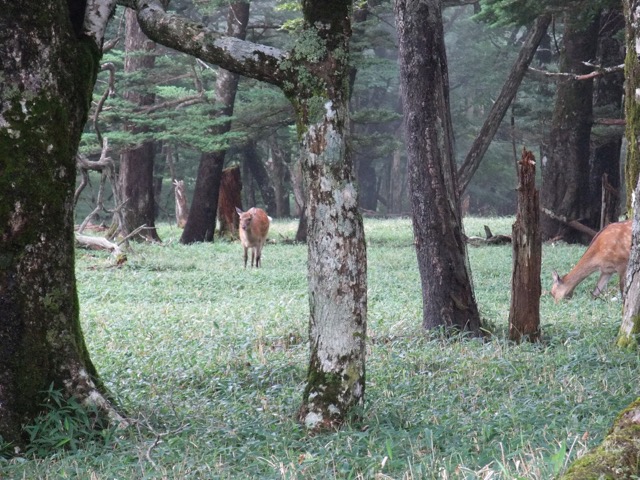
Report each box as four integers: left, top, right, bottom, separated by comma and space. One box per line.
236, 207, 270, 268
551, 220, 631, 301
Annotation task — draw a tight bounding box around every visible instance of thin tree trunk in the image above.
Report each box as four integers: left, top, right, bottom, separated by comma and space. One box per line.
120, 7, 161, 242
266, 137, 290, 218
180, 1, 249, 244
395, 0, 481, 334
457, 14, 552, 195
244, 140, 277, 215
508, 149, 541, 343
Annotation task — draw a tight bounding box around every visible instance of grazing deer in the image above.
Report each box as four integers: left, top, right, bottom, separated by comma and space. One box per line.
551, 219, 631, 301
236, 207, 270, 268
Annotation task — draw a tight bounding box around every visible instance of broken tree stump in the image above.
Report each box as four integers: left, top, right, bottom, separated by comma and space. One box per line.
509, 148, 541, 343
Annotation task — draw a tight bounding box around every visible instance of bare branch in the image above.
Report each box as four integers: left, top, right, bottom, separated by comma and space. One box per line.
93, 62, 116, 146
527, 62, 624, 82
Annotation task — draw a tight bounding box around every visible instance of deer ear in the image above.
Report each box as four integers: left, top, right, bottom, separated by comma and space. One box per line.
236, 207, 243, 216
552, 270, 561, 283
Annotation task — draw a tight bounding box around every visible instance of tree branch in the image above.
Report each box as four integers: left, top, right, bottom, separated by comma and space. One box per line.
118, 0, 291, 88
457, 14, 552, 195
528, 62, 624, 82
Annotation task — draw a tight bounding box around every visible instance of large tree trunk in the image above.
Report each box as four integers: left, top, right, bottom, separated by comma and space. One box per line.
540, 13, 600, 243
0, 0, 122, 446
180, 1, 249, 244
620, 0, 640, 348
457, 14, 552, 195
295, 2, 367, 431
624, 0, 640, 212
120, 7, 161, 242
395, 0, 481, 333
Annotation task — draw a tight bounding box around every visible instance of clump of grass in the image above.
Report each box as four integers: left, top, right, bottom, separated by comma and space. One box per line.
3, 217, 638, 479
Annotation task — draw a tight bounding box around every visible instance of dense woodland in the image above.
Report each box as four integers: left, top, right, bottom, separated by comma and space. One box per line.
3, 0, 640, 477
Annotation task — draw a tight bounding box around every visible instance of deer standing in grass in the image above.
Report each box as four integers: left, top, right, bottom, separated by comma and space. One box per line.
236, 207, 270, 268
551, 220, 631, 301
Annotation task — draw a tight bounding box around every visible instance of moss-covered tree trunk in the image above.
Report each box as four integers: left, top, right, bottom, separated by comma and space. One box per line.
395, 0, 481, 333
540, 12, 600, 243
620, 0, 640, 349
624, 1, 640, 211
120, 7, 161, 242
180, 1, 249, 244
295, 1, 367, 431
0, 0, 122, 447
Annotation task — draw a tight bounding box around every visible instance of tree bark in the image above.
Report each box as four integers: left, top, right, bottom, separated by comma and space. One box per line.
395, 0, 481, 333
294, 2, 367, 431
218, 166, 242, 237
0, 0, 123, 446
540, 12, 600, 243
508, 149, 541, 343
180, 1, 249, 244
620, 0, 640, 347
624, 0, 640, 212
244, 140, 277, 216
120, 7, 161, 242
457, 14, 552, 195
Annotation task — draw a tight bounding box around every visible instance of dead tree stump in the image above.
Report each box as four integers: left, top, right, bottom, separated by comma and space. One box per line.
218, 166, 242, 237
509, 148, 541, 343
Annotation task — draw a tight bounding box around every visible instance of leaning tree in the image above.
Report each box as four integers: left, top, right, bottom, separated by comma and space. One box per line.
1, 0, 368, 446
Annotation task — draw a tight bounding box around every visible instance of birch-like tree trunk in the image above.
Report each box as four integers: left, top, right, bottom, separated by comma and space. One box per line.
0, 0, 123, 446
395, 0, 481, 333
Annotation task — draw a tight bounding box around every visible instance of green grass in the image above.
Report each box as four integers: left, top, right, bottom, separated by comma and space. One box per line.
3, 217, 638, 479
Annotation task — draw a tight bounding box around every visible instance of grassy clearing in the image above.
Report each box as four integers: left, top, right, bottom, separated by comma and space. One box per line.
3, 217, 639, 479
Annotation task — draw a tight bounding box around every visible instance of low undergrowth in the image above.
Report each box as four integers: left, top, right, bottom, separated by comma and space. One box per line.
2, 217, 638, 479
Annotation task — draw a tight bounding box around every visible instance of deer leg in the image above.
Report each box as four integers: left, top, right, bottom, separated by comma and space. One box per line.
243, 247, 248, 268
592, 272, 613, 298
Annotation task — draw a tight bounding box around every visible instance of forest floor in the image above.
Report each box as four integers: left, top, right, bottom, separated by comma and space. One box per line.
3, 217, 638, 479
